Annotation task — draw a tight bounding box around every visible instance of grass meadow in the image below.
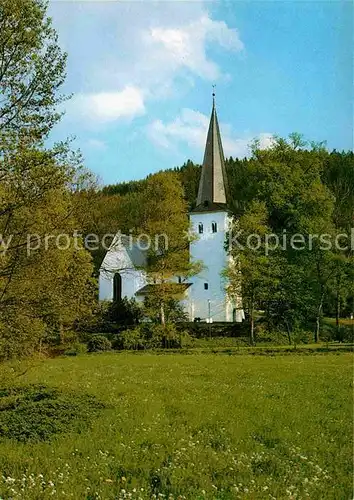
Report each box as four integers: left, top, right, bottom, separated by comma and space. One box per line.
0, 351, 352, 499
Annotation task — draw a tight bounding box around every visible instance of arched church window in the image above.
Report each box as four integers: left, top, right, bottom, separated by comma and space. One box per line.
198, 223, 203, 234
204, 283, 209, 290
211, 222, 217, 233
113, 273, 122, 302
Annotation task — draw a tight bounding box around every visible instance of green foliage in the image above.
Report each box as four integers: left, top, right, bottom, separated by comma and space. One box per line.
105, 298, 143, 326
0, 0, 67, 143
253, 324, 287, 345
87, 335, 112, 353
63, 342, 87, 357
77, 299, 143, 336
0, 312, 46, 360
114, 328, 145, 350
173, 159, 201, 209
226, 136, 354, 343
72, 189, 122, 275
292, 329, 313, 347
116, 171, 198, 325
322, 320, 354, 343
88, 138, 353, 343
322, 150, 354, 230
0, 0, 96, 358
113, 323, 189, 350
143, 323, 182, 349
143, 295, 188, 324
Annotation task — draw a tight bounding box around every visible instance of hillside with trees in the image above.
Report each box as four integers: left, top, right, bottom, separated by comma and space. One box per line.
88, 143, 353, 345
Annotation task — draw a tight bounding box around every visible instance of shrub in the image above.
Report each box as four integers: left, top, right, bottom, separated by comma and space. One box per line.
106, 298, 143, 325
112, 323, 189, 350
293, 329, 313, 346
331, 325, 353, 343
143, 323, 182, 349
77, 299, 143, 334
63, 342, 87, 356
114, 328, 145, 350
87, 335, 112, 352
254, 326, 287, 345
0, 313, 46, 361
180, 331, 194, 348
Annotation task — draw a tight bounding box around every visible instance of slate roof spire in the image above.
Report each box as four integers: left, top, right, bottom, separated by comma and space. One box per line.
193, 92, 229, 212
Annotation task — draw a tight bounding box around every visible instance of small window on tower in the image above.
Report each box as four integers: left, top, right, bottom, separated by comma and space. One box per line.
198, 223, 203, 234
212, 222, 217, 233
204, 283, 209, 290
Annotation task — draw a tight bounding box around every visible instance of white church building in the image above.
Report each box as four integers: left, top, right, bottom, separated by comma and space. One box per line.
99, 97, 244, 323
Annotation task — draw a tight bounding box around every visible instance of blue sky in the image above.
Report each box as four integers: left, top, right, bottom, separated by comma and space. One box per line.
48, 0, 353, 185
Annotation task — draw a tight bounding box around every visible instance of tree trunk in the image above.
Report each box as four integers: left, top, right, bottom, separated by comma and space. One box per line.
250, 315, 255, 346
335, 275, 341, 337
315, 292, 325, 343
59, 318, 65, 345
160, 302, 165, 325
336, 297, 340, 336
250, 298, 255, 346
285, 318, 292, 345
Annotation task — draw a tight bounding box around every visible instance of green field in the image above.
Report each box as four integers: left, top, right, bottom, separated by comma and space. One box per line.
0, 352, 352, 499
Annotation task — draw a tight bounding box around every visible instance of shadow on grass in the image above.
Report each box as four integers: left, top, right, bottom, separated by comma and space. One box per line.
0, 384, 107, 443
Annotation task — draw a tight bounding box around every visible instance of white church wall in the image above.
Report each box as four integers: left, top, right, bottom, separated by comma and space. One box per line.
189, 210, 234, 322
98, 236, 147, 301
99, 271, 114, 301
99, 268, 147, 302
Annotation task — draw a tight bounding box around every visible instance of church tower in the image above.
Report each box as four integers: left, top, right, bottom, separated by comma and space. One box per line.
189, 95, 243, 322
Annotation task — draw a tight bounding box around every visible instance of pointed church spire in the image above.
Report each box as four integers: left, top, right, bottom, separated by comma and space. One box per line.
194, 92, 229, 212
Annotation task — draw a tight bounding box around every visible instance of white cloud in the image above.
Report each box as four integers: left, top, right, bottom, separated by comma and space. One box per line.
147, 109, 208, 150
49, 0, 248, 155
50, 3, 244, 116
145, 14, 244, 82
147, 108, 273, 158
70, 87, 145, 123
258, 133, 276, 149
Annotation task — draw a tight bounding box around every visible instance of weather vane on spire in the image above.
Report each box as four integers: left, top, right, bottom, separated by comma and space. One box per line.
212, 84, 216, 98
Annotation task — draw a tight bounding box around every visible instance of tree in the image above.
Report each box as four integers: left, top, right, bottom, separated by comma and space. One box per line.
140, 172, 196, 324
118, 171, 199, 325
227, 201, 273, 345
0, 0, 67, 144
227, 136, 337, 342
0, 147, 96, 357
0, 0, 95, 358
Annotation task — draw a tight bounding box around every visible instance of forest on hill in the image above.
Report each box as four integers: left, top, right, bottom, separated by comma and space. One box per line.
0, 0, 353, 358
